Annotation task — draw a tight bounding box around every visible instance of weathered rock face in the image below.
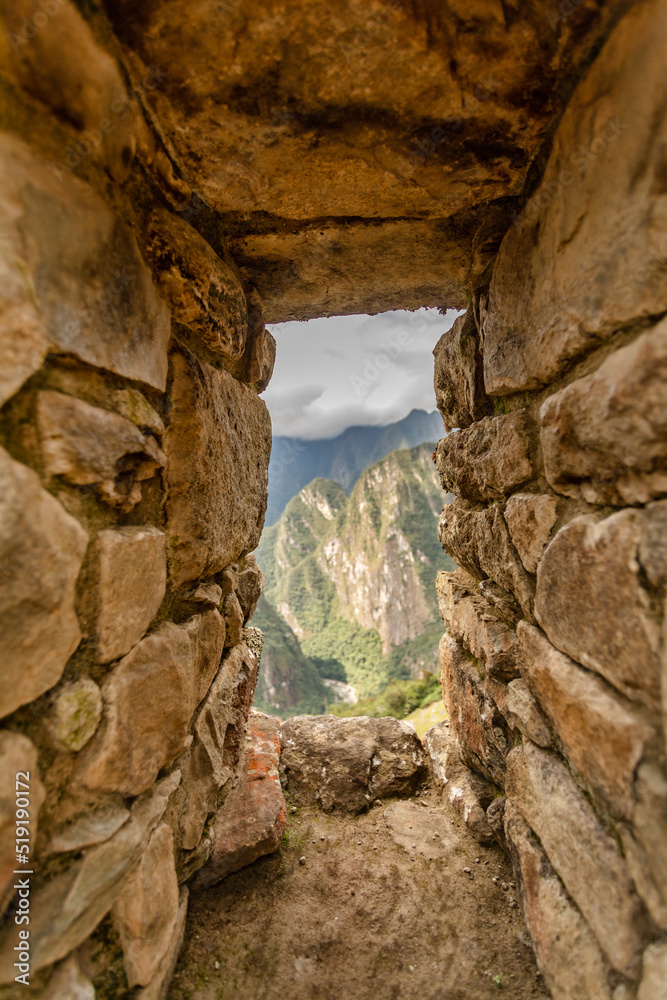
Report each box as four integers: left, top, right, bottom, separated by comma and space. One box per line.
164, 349, 271, 587
280, 715, 426, 814
194, 710, 286, 888
0, 0, 664, 995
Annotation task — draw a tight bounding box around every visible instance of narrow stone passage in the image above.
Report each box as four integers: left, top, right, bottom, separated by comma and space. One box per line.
169, 786, 547, 1000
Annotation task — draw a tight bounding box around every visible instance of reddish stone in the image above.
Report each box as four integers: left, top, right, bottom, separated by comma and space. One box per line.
193, 710, 286, 887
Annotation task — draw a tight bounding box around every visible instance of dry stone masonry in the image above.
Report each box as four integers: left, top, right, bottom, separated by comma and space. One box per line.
0, 0, 664, 998
432, 4, 667, 998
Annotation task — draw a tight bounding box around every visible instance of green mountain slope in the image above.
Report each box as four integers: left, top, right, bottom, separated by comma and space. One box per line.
254, 443, 455, 705
266, 408, 444, 524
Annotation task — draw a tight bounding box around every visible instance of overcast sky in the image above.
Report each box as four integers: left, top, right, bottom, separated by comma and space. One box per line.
263, 308, 460, 439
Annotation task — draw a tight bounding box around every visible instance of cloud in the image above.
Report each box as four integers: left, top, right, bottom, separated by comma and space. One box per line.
263, 308, 460, 439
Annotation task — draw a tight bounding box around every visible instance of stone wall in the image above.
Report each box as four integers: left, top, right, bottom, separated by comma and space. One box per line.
433, 4, 667, 998
0, 4, 275, 994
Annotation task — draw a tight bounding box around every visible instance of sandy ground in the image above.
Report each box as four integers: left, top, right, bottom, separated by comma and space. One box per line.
169, 782, 550, 1000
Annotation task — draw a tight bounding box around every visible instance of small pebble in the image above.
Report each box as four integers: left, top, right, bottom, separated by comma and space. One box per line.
502, 882, 509, 891
214, 961, 220, 970
357, 841, 362, 845
299, 856, 306, 865
290, 806, 297, 813
412, 843, 416, 849
492, 877, 499, 884
320, 836, 325, 841
475, 858, 480, 863
351, 889, 355, 895
463, 867, 471, 874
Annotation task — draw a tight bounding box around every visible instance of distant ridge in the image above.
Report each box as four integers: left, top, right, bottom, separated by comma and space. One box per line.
266, 408, 444, 525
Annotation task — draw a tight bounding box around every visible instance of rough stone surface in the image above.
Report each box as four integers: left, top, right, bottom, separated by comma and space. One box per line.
144, 208, 248, 362
504, 801, 612, 1000
517, 622, 652, 819
46, 955, 96, 1000
435, 410, 533, 502
0, 133, 170, 389
0, 772, 181, 980
481, 0, 667, 394
37, 391, 166, 512
137, 887, 189, 1000
504, 494, 559, 575
111, 389, 165, 436
424, 724, 493, 844
95, 526, 167, 663
195, 710, 286, 887
179, 642, 260, 850
436, 570, 517, 681
541, 320, 667, 505
0, 733, 45, 916
0, 445, 88, 719
280, 715, 426, 814
639, 501, 667, 590
535, 510, 661, 707
103, 0, 621, 321
506, 742, 645, 974
113, 822, 180, 988
246, 324, 277, 394
49, 678, 103, 753
637, 943, 667, 1000
49, 805, 131, 855
433, 311, 489, 430
439, 499, 536, 619
222, 592, 245, 648
631, 761, 667, 929
504, 680, 551, 749
439, 633, 510, 788
79, 617, 225, 796
235, 556, 264, 622
165, 349, 271, 587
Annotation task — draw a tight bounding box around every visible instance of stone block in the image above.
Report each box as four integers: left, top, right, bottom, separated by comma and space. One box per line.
245, 294, 277, 393
639, 500, 667, 590
481, 1, 667, 394
504, 493, 558, 574
78, 615, 224, 796
439, 633, 510, 787
136, 887, 188, 1000
506, 742, 645, 974
432, 310, 489, 429
49, 678, 103, 752
222, 592, 244, 647
46, 955, 95, 1000
49, 804, 131, 855
436, 570, 517, 681
504, 679, 551, 748
280, 715, 426, 815
435, 410, 533, 502
184, 582, 223, 608
0, 133, 169, 389
37, 391, 166, 513
535, 511, 661, 708
178, 641, 260, 850
517, 623, 652, 819
541, 320, 667, 505
0, 733, 45, 917
637, 942, 667, 1000
0, 446, 88, 719
438, 499, 535, 619
113, 822, 180, 988
424, 723, 494, 844
194, 710, 286, 887
95, 526, 167, 663
164, 349, 271, 587
111, 389, 165, 436
0, 772, 181, 980
144, 208, 248, 362
631, 761, 667, 928
235, 554, 264, 622
504, 801, 612, 1000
